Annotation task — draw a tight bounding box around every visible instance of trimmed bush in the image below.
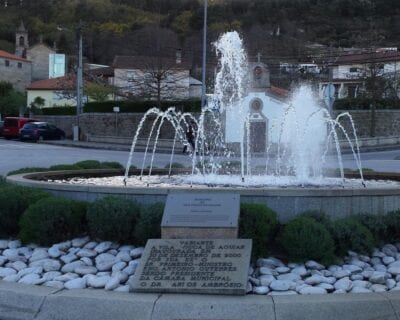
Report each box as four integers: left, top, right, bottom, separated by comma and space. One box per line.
329, 217, 376, 256
384, 210, 400, 242
0, 185, 49, 237
100, 161, 124, 169
49, 164, 82, 171
7, 167, 48, 176
299, 210, 330, 225
135, 203, 165, 245
280, 216, 335, 264
356, 213, 388, 244
41, 106, 76, 115
239, 203, 278, 259
73, 160, 103, 169
87, 196, 140, 243
19, 197, 87, 245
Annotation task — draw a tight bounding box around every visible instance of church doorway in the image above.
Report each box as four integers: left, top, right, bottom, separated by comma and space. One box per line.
249, 120, 267, 153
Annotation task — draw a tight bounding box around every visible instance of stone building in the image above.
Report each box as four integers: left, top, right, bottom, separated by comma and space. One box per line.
15, 21, 58, 82
0, 50, 32, 92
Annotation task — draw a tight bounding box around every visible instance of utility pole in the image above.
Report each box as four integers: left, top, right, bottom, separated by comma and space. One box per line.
74, 20, 83, 141
201, 0, 208, 110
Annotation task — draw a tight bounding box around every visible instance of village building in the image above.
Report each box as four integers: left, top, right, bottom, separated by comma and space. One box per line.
0, 49, 31, 92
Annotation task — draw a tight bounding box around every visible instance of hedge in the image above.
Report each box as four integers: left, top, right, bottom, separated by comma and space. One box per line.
334, 97, 400, 110
86, 196, 140, 243
239, 203, 278, 259
19, 197, 87, 245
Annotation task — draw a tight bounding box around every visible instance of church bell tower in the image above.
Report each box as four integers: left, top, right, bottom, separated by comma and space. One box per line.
15, 21, 29, 58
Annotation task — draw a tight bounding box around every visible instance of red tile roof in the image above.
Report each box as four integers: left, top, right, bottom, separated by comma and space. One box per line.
0, 50, 30, 63
269, 85, 289, 98
27, 75, 76, 90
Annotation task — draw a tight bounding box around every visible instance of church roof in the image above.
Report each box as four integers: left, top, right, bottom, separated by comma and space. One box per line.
0, 50, 30, 62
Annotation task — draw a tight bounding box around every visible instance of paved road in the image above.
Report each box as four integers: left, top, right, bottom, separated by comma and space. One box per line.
0, 138, 399, 176
0, 139, 193, 176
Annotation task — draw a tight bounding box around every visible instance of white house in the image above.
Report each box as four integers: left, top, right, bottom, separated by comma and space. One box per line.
112, 53, 201, 100
319, 50, 400, 99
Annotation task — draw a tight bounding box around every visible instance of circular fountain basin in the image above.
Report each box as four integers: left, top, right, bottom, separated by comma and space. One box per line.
7, 169, 400, 222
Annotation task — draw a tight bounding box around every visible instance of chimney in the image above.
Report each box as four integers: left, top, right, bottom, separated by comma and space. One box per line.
176, 50, 182, 64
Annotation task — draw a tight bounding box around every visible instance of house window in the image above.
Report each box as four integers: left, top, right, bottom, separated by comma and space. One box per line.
19, 36, 25, 46
349, 67, 358, 73
5, 60, 10, 67
18, 62, 22, 68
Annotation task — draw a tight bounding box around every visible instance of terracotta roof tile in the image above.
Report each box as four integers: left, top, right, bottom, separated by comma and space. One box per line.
27, 75, 76, 90
0, 50, 30, 63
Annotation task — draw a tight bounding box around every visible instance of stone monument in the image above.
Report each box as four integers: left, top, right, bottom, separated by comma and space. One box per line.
129, 192, 252, 295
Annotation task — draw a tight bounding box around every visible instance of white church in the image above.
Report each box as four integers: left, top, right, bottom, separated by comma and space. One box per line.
224, 60, 290, 153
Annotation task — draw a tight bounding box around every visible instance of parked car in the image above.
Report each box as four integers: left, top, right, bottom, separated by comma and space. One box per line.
3, 117, 37, 139
19, 122, 65, 142
0, 120, 3, 136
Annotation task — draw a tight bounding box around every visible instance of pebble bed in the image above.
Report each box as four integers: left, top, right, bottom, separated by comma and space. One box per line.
2, 238, 400, 295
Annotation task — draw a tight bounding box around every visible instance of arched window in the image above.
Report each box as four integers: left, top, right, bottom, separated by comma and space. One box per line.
19, 36, 25, 46
250, 98, 263, 113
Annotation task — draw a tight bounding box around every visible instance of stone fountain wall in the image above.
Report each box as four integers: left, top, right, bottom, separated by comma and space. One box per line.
35, 110, 400, 140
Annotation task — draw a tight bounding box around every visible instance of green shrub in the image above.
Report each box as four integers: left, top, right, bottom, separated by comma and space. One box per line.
0, 176, 7, 186
329, 217, 375, 256
48, 164, 82, 171
19, 197, 87, 245
280, 216, 335, 264
135, 203, 165, 245
384, 210, 400, 242
41, 106, 76, 115
86, 196, 140, 243
356, 213, 388, 244
7, 167, 48, 176
164, 162, 186, 169
239, 203, 278, 259
0, 185, 49, 237
73, 160, 103, 169
299, 210, 331, 225
100, 161, 124, 169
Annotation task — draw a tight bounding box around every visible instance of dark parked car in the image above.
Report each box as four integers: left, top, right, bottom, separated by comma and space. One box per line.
0, 120, 3, 136
19, 122, 65, 142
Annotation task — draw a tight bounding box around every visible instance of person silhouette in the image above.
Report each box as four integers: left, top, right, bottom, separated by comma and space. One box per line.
182, 123, 196, 154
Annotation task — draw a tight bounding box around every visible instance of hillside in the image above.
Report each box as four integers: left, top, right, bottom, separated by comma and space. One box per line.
0, 0, 399, 67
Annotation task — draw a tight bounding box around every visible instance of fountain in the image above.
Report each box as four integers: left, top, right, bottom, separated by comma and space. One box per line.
7, 31, 400, 220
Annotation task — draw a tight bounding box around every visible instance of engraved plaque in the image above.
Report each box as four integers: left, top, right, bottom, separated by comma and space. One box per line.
162, 193, 240, 228
130, 239, 252, 295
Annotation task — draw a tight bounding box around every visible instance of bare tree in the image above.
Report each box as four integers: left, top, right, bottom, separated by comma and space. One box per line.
113, 26, 192, 107
363, 61, 397, 137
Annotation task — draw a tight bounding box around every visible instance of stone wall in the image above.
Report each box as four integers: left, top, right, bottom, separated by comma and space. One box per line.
36, 110, 400, 140
333, 110, 400, 138
35, 113, 178, 140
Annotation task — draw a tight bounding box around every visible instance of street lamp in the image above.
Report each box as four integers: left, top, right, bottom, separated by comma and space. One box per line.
74, 20, 83, 141
57, 21, 84, 141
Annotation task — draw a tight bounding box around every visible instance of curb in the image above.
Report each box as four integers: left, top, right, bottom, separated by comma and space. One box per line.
39, 139, 400, 155
1, 281, 400, 320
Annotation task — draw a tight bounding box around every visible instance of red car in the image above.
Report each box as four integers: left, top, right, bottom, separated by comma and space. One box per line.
2, 117, 37, 139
